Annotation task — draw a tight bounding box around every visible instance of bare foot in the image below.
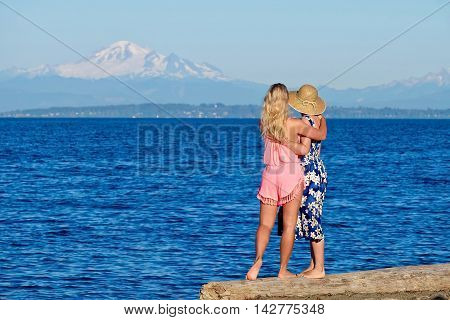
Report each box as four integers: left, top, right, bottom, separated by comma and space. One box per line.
297, 263, 314, 276
302, 268, 325, 279
278, 269, 297, 279
246, 258, 263, 280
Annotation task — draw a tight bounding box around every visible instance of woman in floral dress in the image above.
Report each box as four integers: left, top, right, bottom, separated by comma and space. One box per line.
279, 84, 328, 279
295, 113, 327, 279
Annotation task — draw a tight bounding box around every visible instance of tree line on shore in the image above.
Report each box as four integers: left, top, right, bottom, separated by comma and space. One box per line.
1, 103, 449, 119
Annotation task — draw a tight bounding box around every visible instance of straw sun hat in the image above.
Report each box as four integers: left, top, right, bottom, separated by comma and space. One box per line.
288, 84, 326, 115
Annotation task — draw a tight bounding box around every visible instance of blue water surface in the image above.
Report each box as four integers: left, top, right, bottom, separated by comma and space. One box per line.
0, 118, 449, 299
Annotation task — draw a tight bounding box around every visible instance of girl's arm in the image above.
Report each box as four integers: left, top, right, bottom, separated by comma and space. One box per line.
284, 118, 312, 156
300, 135, 312, 156
285, 137, 310, 156
297, 117, 312, 155
292, 116, 327, 141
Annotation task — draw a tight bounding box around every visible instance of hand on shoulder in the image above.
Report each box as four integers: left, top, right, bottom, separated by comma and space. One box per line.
301, 116, 311, 126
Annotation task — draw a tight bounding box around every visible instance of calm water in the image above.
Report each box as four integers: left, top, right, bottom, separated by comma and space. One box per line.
0, 118, 449, 299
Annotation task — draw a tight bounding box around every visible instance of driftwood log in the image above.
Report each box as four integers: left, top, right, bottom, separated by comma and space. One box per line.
200, 263, 450, 300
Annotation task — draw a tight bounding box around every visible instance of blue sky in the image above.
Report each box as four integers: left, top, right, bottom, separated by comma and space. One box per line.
0, 0, 449, 88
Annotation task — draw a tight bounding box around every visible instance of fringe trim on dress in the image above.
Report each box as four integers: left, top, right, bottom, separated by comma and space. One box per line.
257, 179, 304, 206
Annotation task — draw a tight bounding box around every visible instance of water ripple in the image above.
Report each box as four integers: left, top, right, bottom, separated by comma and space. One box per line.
0, 118, 449, 299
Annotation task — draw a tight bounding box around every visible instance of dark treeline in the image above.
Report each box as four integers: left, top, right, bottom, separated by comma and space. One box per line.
1, 103, 449, 119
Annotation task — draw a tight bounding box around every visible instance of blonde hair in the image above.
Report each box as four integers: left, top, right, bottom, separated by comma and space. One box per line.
260, 83, 289, 143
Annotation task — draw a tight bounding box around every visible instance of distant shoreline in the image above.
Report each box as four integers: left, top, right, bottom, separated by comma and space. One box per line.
0, 103, 449, 119
0, 116, 450, 121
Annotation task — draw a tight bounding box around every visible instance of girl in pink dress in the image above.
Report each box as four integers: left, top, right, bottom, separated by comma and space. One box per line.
246, 83, 327, 280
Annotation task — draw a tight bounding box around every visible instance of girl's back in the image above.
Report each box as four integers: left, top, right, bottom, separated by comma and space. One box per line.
262, 137, 299, 166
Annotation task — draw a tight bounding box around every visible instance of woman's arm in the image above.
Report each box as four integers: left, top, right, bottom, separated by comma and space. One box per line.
294, 116, 327, 141
284, 138, 310, 156
284, 118, 312, 156
300, 135, 312, 155
297, 118, 312, 155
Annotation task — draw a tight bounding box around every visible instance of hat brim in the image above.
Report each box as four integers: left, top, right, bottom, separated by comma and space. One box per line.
288, 91, 326, 115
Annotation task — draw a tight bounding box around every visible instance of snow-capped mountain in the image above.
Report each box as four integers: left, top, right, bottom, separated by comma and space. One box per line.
10, 41, 227, 80
386, 68, 450, 87
0, 46, 448, 112
320, 67, 450, 109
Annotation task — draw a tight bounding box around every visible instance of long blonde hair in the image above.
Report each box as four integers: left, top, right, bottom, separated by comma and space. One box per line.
260, 83, 289, 143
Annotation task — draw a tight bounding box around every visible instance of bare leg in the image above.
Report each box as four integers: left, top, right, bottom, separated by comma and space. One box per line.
278, 193, 302, 279
298, 241, 315, 275
246, 203, 277, 280
303, 239, 325, 279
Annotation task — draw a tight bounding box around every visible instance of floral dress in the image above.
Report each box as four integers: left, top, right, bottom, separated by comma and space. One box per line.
277, 115, 327, 241
295, 115, 327, 241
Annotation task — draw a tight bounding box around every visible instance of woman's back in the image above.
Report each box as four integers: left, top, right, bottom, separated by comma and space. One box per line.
263, 136, 299, 166
263, 116, 313, 166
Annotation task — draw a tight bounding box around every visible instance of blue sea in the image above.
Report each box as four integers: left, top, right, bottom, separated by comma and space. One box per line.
0, 118, 449, 299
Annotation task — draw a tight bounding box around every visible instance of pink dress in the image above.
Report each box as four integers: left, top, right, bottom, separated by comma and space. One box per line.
257, 137, 305, 206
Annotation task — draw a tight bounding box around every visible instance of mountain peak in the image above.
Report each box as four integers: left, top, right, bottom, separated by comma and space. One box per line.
91, 41, 151, 65
104, 40, 151, 54
388, 67, 450, 87
110, 40, 138, 47
166, 52, 180, 60
9, 41, 226, 80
